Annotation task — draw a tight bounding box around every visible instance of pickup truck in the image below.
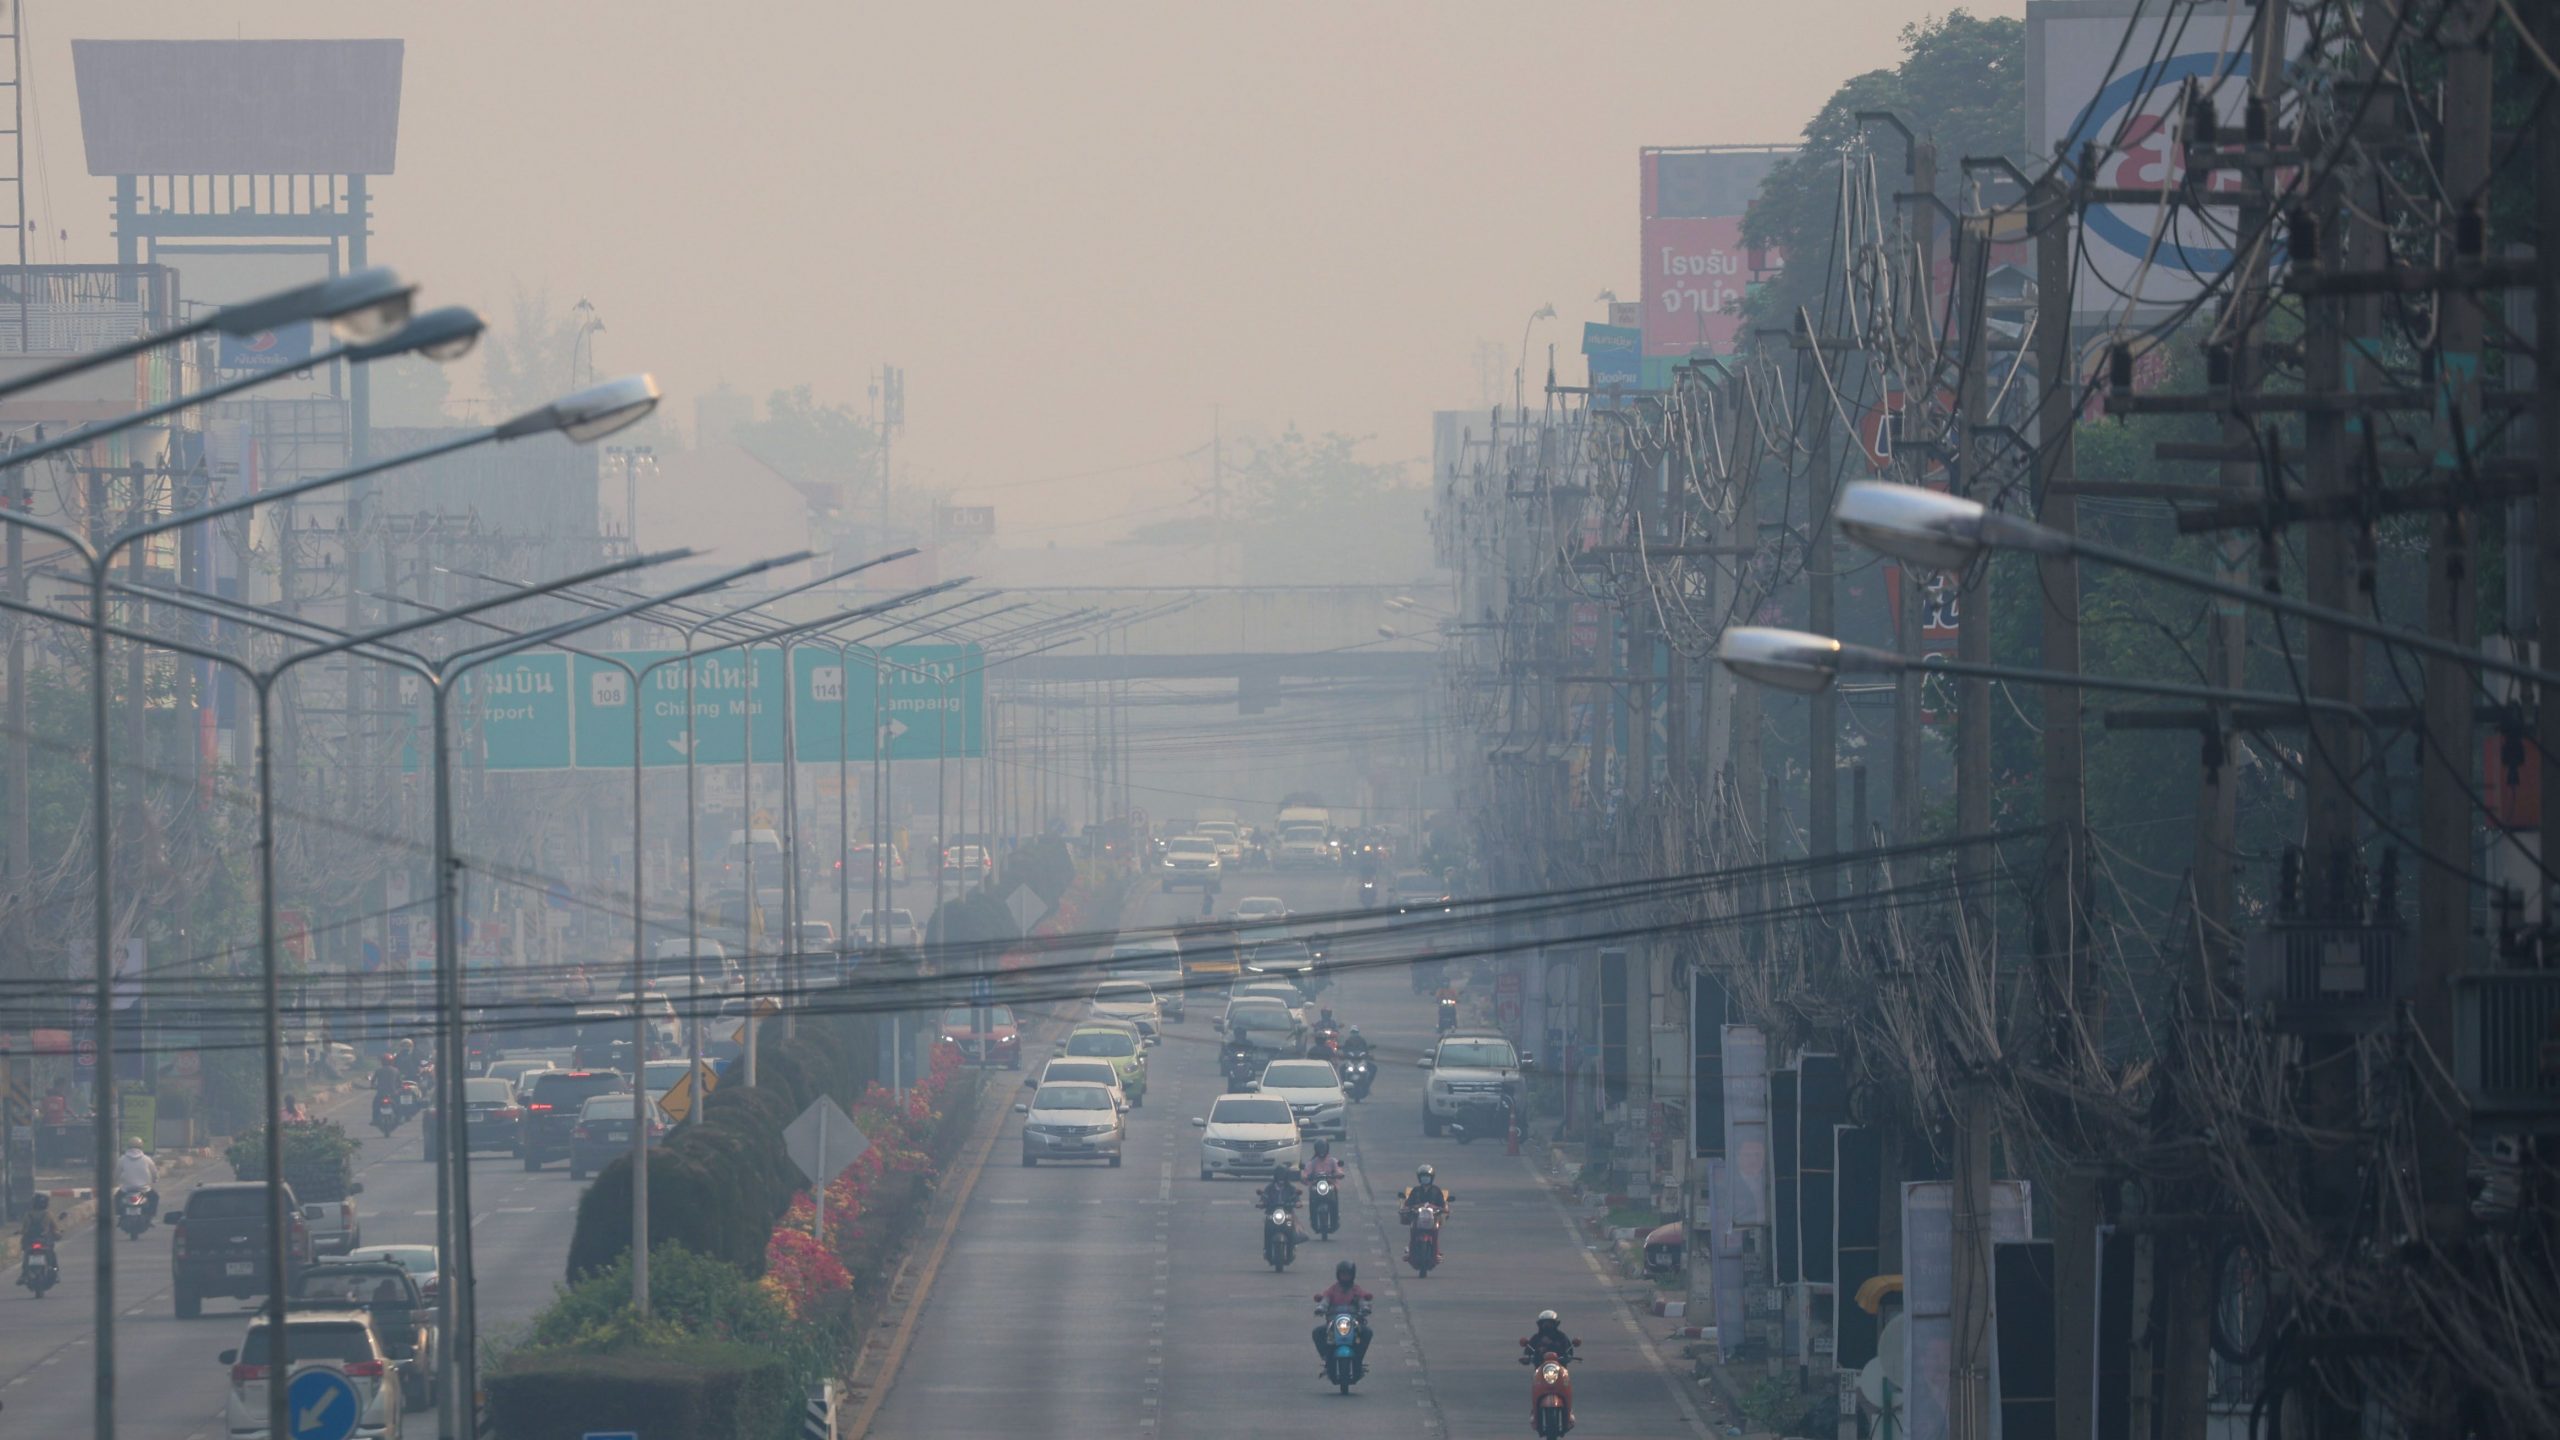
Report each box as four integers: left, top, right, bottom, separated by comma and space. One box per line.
226, 1121, 364, 1258
166, 1180, 314, 1319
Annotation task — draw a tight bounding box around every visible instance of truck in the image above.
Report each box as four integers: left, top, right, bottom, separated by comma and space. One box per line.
1274, 805, 1336, 870
225, 1120, 364, 1258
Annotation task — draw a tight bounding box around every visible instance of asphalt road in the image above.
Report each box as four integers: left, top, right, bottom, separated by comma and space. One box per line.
868, 870, 1709, 1439
0, 1073, 591, 1437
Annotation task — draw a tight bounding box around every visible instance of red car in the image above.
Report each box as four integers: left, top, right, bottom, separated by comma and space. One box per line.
938, 1003, 1021, 1068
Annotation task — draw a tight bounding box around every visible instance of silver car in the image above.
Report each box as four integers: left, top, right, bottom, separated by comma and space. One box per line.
1017, 1083, 1126, 1167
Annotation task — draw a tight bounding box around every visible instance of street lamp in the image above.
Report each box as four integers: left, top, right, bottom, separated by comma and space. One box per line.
1831, 479, 2560, 689
0, 265, 415, 402
28, 546, 696, 1440
0, 343, 634, 1440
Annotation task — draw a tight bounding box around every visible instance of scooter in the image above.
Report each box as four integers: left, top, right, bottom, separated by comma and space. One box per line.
1262, 1198, 1301, 1272
1358, 879, 1378, 909
1317, 1302, 1370, 1394
1436, 996, 1459, 1035
1403, 1202, 1442, 1277
115, 1187, 156, 1240
1223, 1047, 1259, 1094
1308, 1177, 1340, 1239
373, 1092, 402, 1136
16, 1240, 56, 1298
1522, 1345, 1575, 1436
395, 1078, 426, 1122
1342, 1054, 1376, 1101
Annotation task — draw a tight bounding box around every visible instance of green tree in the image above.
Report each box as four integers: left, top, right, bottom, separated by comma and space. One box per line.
1742, 11, 2025, 330
478, 290, 597, 414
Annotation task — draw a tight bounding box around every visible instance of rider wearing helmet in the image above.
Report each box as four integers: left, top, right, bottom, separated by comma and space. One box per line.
1311, 1259, 1375, 1377
1301, 1137, 1345, 1183
1339, 1025, 1373, 1059
1400, 1163, 1454, 1252
1520, 1308, 1580, 1429
18, 1191, 57, 1248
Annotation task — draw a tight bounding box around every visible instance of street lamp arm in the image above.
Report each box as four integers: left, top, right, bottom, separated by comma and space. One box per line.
99, 579, 436, 671
0, 267, 414, 404
296, 549, 701, 673
109, 426, 496, 561
2, 336, 384, 475
829, 592, 1013, 647
440, 553, 808, 679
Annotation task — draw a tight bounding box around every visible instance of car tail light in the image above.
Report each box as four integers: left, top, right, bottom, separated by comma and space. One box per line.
172, 1224, 187, 1261
343, 1360, 386, 1379
573, 1125, 591, 1140
495, 1106, 522, 1121
527, 1102, 552, 1113
230, 1363, 268, 1384
341, 1201, 355, 1229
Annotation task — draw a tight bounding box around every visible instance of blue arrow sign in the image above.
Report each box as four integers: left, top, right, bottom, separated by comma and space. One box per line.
286, 1366, 362, 1440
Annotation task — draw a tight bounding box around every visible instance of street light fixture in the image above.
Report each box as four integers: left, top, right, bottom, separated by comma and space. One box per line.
1715, 624, 2376, 723
1831, 479, 2560, 689
0, 265, 416, 401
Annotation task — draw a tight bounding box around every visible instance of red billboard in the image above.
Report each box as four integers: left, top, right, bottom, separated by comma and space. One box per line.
1640, 147, 1789, 358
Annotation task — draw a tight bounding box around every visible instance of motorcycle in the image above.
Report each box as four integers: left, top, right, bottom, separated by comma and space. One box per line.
1436, 996, 1459, 1034
395, 1078, 426, 1122
1449, 1090, 1514, 1147
115, 1187, 156, 1240
1404, 1201, 1442, 1277
1317, 1302, 1370, 1394
1262, 1198, 1300, 1272
1342, 1055, 1376, 1101
1223, 1047, 1259, 1094
16, 1240, 56, 1298
1358, 879, 1378, 908
373, 1092, 402, 1135
1308, 1176, 1340, 1239
1522, 1344, 1575, 1436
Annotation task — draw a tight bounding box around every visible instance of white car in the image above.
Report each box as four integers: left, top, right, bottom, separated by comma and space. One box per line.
1193, 1092, 1306, 1181
1017, 1082, 1126, 1167
221, 1312, 403, 1438
1254, 1057, 1349, 1139
1161, 835, 1223, 893
1108, 940, 1187, 1020
1027, 1058, 1129, 1112
1089, 979, 1161, 1031
1231, 896, 1289, 924
857, 909, 923, 948
612, 991, 680, 1044
1195, 822, 1245, 864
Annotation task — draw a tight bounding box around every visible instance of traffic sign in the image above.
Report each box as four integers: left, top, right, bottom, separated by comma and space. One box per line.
969, 973, 994, 1003
783, 1097, 869, 1187
286, 1366, 362, 1440
426, 643, 983, 770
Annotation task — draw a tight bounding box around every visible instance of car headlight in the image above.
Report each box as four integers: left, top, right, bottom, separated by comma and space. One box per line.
1431, 1077, 1451, 1091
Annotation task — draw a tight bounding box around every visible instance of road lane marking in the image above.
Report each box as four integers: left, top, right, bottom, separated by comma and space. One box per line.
1521, 1149, 1713, 1435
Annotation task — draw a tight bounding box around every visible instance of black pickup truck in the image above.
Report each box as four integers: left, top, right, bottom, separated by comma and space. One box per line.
166, 1181, 312, 1319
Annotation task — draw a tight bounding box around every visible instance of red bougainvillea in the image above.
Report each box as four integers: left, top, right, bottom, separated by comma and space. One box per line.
762, 1226, 850, 1319
770, 1040, 967, 1281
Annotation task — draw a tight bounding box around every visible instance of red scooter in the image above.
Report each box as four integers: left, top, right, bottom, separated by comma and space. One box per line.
1403, 1201, 1442, 1277
1521, 1342, 1576, 1435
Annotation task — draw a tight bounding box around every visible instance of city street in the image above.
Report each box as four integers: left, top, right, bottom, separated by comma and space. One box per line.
0, 1084, 587, 1437
868, 871, 1708, 1439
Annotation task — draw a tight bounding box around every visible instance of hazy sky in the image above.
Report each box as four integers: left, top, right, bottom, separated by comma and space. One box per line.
27, 1, 2009, 544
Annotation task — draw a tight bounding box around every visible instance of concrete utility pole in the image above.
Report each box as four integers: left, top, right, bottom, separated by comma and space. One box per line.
1947, 202, 1995, 1440
2032, 170, 2099, 1440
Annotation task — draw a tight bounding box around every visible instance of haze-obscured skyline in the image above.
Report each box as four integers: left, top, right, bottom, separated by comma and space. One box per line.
26, 2, 2009, 549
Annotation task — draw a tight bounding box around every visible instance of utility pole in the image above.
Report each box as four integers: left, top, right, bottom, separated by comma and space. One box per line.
2538, 0, 2560, 895
2416, 0, 2493, 1266
1947, 198, 1994, 1440
2033, 171, 2099, 1440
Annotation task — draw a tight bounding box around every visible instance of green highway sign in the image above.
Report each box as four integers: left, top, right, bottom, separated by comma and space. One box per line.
460, 655, 572, 770
468, 643, 983, 771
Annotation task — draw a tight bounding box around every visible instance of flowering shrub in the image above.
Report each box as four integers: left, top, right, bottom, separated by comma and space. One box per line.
762, 1227, 850, 1320
771, 1042, 966, 1280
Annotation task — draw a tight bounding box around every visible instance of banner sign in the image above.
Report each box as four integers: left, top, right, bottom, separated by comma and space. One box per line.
1640, 146, 1788, 357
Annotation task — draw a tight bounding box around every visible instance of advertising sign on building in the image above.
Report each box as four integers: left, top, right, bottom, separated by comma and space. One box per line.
2029, 0, 2302, 323
1640, 146, 1788, 358
1581, 322, 1642, 402
217, 322, 317, 373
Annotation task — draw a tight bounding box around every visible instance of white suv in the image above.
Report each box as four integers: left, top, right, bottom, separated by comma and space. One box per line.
1419, 1031, 1529, 1137
221, 1312, 402, 1438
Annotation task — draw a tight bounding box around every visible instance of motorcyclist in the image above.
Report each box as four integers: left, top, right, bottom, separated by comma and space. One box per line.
18, 1194, 58, 1284
1519, 1309, 1580, 1430
1400, 1164, 1455, 1250
371, 1054, 403, 1102
1310, 1259, 1376, 1377
1304, 1029, 1342, 1065
1302, 1138, 1345, 1184
1258, 1164, 1309, 1244
1340, 1026, 1373, 1060
115, 1137, 159, 1222
393, 1038, 422, 1082
1520, 1308, 1580, 1364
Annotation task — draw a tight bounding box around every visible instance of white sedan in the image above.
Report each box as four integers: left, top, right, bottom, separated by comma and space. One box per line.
1193, 1093, 1306, 1181
1253, 1058, 1349, 1139
1089, 979, 1162, 1032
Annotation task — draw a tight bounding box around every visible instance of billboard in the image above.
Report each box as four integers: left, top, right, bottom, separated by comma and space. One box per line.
1581, 322, 1641, 401
1640, 146, 1787, 358
2029, 1, 2303, 323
